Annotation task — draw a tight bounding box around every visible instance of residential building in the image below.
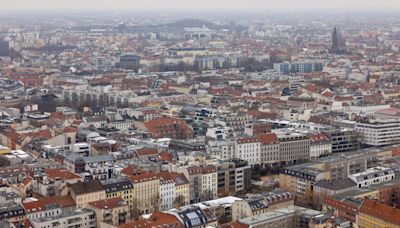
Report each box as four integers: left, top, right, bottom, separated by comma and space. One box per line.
87, 197, 129, 227
235, 137, 260, 166
30, 208, 96, 228
309, 133, 332, 159
102, 178, 134, 210
66, 179, 106, 208
257, 133, 280, 167
357, 199, 400, 228
232, 190, 294, 220
355, 118, 400, 146
349, 166, 395, 188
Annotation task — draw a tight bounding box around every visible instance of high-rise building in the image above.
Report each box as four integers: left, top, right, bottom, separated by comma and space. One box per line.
119, 54, 140, 71
331, 26, 346, 54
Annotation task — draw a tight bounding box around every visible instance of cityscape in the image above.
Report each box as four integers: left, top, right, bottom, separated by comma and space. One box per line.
1, 0, 400, 227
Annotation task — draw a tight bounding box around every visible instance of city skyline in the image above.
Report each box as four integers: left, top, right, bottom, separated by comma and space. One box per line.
2, 0, 400, 11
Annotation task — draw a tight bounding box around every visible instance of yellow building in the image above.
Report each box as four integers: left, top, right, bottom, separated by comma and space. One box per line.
232, 190, 294, 220
129, 172, 160, 215
87, 197, 130, 227
0, 145, 10, 155
170, 172, 190, 206
66, 179, 106, 208
357, 199, 400, 228
103, 179, 134, 210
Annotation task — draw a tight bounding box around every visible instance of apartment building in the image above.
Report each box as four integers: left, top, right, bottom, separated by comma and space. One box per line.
275, 130, 310, 165
87, 197, 130, 227
232, 190, 294, 220
357, 199, 400, 228
30, 208, 96, 228
349, 166, 395, 188
67, 179, 106, 208
102, 178, 134, 210
235, 137, 261, 166
257, 133, 280, 167
356, 118, 400, 146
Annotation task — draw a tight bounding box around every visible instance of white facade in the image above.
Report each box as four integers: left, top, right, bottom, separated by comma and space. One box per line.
206, 127, 230, 140
160, 180, 176, 211
70, 143, 91, 156
310, 142, 332, 159
201, 172, 218, 199
355, 118, 400, 146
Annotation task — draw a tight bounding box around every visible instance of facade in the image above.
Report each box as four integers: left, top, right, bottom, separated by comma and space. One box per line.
87, 197, 130, 227
276, 131, 310, 165
159, 172, 177, 211
309, 133, 332, 159
67, 179, 106, 208
330, 128, 360, 153
128, 172, 160, 215
257, 133, 280, 167
274, 61, 323, 74
357, 199, 400, 228
355, 118, 400, 146
200, 165, 218, 201
235, 137, 261, 166
232, 190, 294, 220
119, 54, 140, 71
215, 160, 252, 196
30, 208, 96, 228
102, 179, 134, 210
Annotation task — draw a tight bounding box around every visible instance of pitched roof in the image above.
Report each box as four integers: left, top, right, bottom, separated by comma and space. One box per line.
359, 199, 400, 225
136, 148, 158, 156
69, 179, 104, 195
88, 197, 127, 209
23, 195, 75, 213
45, 168, 81, 181
257, 133, 279, 145
314, 178, 357, 191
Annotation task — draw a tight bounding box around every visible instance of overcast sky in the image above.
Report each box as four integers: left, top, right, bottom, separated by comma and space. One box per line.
2, 0, 400, 11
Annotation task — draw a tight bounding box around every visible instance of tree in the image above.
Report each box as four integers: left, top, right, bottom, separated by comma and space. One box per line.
200, 189, 215, 201
174, 195, 185, 208
130, 198, 141, 221
150, 195, 160, 212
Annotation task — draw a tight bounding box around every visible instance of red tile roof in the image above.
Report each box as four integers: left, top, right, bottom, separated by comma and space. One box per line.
257, 133, 279, 145
88, 197, 126, 209
45, 168, 81, 181
359, 199, 400, 225
23, 195, 75, 213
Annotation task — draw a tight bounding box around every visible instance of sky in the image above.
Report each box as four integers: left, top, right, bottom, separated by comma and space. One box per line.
2, 0, 400, 11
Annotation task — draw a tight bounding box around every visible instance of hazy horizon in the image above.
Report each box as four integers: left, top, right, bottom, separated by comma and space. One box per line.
2, 0, 400, 12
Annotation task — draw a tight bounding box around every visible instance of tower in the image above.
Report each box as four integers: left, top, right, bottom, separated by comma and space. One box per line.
331, 26, 346, 54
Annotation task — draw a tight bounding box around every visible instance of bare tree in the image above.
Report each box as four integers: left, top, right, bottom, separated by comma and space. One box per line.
174, 195, 185, 208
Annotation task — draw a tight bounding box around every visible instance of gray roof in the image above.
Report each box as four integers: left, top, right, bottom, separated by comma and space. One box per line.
314, 178, 357, 191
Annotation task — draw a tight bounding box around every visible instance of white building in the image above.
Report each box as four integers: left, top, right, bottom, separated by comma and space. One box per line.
345, 104, 390, 117
30, 208, 96, 228
355, 118, 400, 146
349, 166, 395, 188
159, 178, 176, 211
200, 166, 218, 200
235, 137, 261, 166
309, 133, 332, 159
70, 143, 91, 156
206, 127, 230, 140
